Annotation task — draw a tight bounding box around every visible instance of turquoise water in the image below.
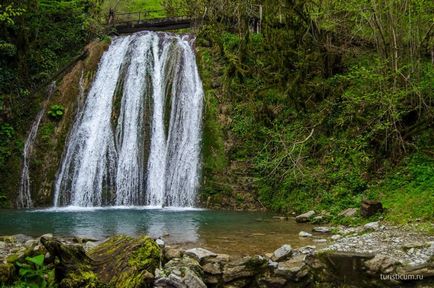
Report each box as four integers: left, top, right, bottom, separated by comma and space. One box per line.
0, 208, 317, 255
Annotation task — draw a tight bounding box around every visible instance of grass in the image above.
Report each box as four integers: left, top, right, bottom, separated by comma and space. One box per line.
101, 0, 166, 18
365, 153, 434, 224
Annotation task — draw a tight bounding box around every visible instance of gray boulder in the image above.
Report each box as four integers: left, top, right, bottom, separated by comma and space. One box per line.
295, 211, 315, 223
272, 244, 293, 261
185, 248, 217, 263
223, 255, 267, 282
155, 257, 206, 288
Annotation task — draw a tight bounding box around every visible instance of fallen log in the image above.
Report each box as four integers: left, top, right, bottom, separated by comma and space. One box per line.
41, 235, 160, 288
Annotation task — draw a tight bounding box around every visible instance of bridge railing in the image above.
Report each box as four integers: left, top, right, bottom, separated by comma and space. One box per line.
113, 10, 189, 25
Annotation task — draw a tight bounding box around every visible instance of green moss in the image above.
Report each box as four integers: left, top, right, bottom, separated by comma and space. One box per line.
127, 238, 160, 271
61, 270, 104, 288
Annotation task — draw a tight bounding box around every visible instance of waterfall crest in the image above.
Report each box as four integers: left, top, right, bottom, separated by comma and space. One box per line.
53, 31, 204, 208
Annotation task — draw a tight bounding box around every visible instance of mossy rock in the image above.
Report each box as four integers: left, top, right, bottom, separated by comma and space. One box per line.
41, 235, 160, 288
0, 263, 15, 284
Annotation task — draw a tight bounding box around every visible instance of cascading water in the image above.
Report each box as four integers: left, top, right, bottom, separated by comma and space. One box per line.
17, 82, 57, 208
54, 31, 204, 208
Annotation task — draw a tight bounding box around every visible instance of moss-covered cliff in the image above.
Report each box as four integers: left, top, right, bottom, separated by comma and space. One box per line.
25, 40, 109, 206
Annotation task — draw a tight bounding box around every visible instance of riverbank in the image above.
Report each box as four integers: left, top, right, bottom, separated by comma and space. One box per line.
0, 221, 432, 287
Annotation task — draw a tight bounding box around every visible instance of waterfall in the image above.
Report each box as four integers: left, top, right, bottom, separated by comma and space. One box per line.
17, 82, 57, 208
54, 31, 204, 208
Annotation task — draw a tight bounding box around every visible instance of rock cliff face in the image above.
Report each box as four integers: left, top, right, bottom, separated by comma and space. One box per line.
24, 40, 109, 206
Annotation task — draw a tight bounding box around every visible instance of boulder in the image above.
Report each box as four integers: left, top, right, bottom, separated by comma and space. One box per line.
298, 246, 316, 255
299, 231, 312, 237
0, 236, 15, 244
361, 200, 383, 217
257, 275, 287, 287
155, 239, 165, 247
164, 246, 184, 260
24, 239, 38, 248
274, 255, 308, 280
155, 257, 206, 288
271, 244, 292, 262
295, 211, 315, 223
364, 221, 380, 231
364, 255, 401, 274
312, 227, 331, 233
185, 248, 217, 263
223, 255, 267, 282
339, 208, 358, 217
12, 234, 33, 243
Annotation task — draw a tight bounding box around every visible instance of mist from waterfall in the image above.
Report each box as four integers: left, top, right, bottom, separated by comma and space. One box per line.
53, 31, 204, 208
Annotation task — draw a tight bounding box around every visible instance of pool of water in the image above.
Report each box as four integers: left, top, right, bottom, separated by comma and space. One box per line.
0, 208, 322, 255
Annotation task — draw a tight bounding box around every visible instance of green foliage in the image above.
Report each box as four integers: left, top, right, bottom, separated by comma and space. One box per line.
366, 153, 434, 223
15, 254, 55, 288
194, 0, 433, 222
0, 4, 24, 26
0, 0, 104, 206
47, 104, 65, 120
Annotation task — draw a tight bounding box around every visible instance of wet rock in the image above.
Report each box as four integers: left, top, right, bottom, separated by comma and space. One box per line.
268, 260, 278, 269
223, 255, 267, 282
299, 231, 312, 237
0, 241, 6, 250
361, 200, 383, 217
202, 261, 221, 275
339, 208, 358, 217
185, 248, 217, 263
312, 226, 331, 233
156, 239, 165, 247
274, 255, 307, 280
364, 221, 380, 231
295, 211, 315, 223
155, 257, 206, 288
0, 236, 16, 244
165, 246, 184, 260
364, 255, 401, 274
258, 274, 287, 287
298, 246, 316, 255
13, 234, 33, 243
271, 244, 292, 262
24, 239, 38, 248
201, 254, 228, 277
73, 235, 100, 244
39, 234, 53, 243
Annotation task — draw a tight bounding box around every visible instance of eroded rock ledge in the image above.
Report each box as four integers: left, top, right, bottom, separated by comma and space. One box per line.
0, 225, 432, 287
